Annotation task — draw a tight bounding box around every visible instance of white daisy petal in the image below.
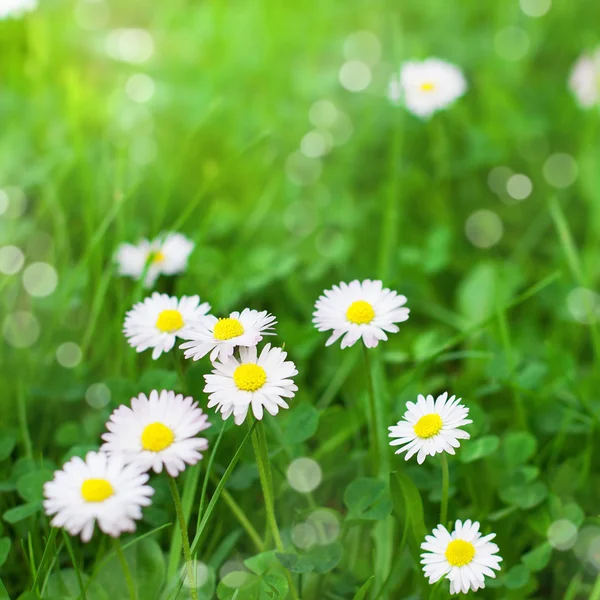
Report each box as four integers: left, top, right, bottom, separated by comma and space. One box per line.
420, 521, 502, 595
388, 392, 471, 464
123, 293, 211, 360
203, 343, 297, 426
180, 308, 277, 364
389, 58, 467, 118
101, 389, 211, 477
114, 232, 194, 288
43, 451, 154, 543
313, 279, 409, 349
0, 0, 37, 18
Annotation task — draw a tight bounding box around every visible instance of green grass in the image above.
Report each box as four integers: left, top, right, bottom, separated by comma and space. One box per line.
2, 0, 600, 598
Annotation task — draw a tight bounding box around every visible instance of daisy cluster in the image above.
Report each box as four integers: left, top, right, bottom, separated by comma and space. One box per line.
48, 228, 501, 594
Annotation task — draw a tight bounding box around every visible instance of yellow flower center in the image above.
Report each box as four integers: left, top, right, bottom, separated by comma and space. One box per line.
213, 318, 245, 340
155, 309, 184, 333
81, 478, 114, 503
413, 413, 443, 439
141, 422, 175, 452
420, 82, 435, 92
445, 540, 475, 567
346, 300, 375, 325
233, 363, 267, 392
150, 250, 165, 264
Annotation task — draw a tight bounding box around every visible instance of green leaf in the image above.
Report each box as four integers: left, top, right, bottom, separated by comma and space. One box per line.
16, 470, 54, 503
275, 553, 314, 574
94, 539, 165, 600
500, 481, 548, 509
284, 403, 319, 444
0, 538, 10, 569
459, 435, 499, 463
502, 432, 537, 466
3, 502, 42, 524
457, 262, 497, 326
0, 435, 16, 462
504, 564, 530, 589
352, 576, 374, 600
0, 578, 9, 600
344, 477, 391, 521
389, 471, 428, 561
244, 551, 278, 575
522, 543, 552, 572
306, 542, 342, 574
139, 370, 179, 394
46, 570, 108, 599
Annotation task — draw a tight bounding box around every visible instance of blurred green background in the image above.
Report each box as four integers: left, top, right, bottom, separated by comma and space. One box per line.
2, 0, 600, 598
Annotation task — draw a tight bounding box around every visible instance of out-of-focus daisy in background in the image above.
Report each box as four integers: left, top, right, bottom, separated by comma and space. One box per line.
389, 392, 472, 464
115, 232, 194, 288
101, 389, 211, 477
180, 309, 277, 363
124, 293, 210, 359
313, 279, 409, 349
204, 344, 298, 425
0, 0, 37, 19
569, 48, 600, 108
421, 520, 502, 595
43, 451, 154, 542
389, 58, 467, 118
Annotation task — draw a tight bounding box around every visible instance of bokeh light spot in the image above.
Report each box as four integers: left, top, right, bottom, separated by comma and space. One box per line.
339, 60, 372, 92
285, 152, 322, 186
85, 383, 111, 409
543, 153, 578, 188
126, 73, 155, 103
0, 246, 25, 275
307, 508, 341, 544
343, 31, 381, 65
309, 100, 337, 128
566, 287, 600, 324
3, 312, 40, 348
520, 0, 551, 17
291, 522, 317, 549
495, 27, 530, 61
465, 210, 503, 248
22, 262, 58, 297
56, 342, 83, 368
506, 174, 533, 201
547, 520, 578, 551
287, 458, 322, 493
106, 29, 154, 64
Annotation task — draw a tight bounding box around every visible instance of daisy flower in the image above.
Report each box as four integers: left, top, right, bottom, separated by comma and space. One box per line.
124, 293, 211, 360
115, 232, 194, 288
180, 309, 277, 363
389, 58, 467, 118
101, 389, 211, 477
203, 344, 298, 425
313, 279, 409, 349
388, 392, 472, 464
421, 520, 502, 595
43, 451, 154, 542
0, 0, 37, 19
569, 48, 600, 108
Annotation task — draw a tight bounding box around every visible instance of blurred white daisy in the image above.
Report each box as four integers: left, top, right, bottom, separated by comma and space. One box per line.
313, 279, 409, 349
0, 0, 37, 19
115, 232, 194, 288
180, 309, 277, 363
569, 49, 600, 108
43, 451, 154, 542
101, 389, 211, 477
124, 293, 211, 360
421, 520, 502, 594
388, 392, 471, 464
389, 58, 467, 118
203, 344, 298, 425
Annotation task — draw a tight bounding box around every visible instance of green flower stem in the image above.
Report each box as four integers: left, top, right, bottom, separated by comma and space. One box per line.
168, 476, 197, 600
440, 454, 450, 526
362, 346, 383, 475
112, 537, 137, 600
249, 417, 299, 600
